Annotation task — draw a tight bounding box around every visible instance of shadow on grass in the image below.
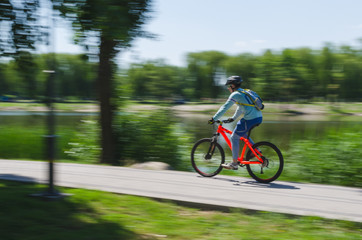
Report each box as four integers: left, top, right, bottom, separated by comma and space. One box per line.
0, 179, 153, 240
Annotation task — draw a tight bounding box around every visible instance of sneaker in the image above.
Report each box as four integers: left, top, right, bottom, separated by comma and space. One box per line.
221, 162, 238, 170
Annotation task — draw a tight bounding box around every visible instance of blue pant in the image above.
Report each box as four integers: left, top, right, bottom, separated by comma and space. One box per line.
230, 117, 263, 160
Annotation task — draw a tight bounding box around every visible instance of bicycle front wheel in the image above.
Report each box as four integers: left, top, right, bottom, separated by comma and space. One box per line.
246, 141, 284, 183
191, 138, 225, 177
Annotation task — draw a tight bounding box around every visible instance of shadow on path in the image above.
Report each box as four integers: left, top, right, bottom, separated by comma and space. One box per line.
0, 174, 38, 183
212, 176, 300, 190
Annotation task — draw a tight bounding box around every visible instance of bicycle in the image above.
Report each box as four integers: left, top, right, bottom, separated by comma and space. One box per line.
191, 120, 284, 183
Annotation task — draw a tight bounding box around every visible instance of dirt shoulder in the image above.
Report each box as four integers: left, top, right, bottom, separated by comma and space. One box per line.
0, 103, 99, 112
1, 102, 361, 116
172, 102, 362, 116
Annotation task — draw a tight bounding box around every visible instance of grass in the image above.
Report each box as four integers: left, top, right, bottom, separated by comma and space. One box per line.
0, 122, 76, 160
280, 126, 362, 188
0, 180, 361, 240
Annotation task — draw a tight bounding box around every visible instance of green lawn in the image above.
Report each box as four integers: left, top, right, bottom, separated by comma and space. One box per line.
0, 180, 360, 240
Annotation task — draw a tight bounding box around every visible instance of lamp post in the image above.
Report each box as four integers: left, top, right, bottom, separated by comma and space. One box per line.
30, 1, 70, 199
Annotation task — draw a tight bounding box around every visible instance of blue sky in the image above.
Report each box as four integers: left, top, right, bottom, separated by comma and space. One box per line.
51, 0, 362, 67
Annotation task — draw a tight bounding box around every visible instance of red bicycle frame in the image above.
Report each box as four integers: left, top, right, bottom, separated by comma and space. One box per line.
216, 123, 263, 165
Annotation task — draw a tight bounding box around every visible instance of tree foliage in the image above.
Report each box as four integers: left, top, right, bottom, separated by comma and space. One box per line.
0, 0, 45, 100
0, 0, 42, 55
124, 44, 362, 102
0, 53, 96, 99
2, 44, 362, 103
127, 60, 188, 100
52, 0, 154, 164
187, 51, 227, 99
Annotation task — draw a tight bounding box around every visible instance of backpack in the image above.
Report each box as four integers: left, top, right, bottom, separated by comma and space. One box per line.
237, 89, 264, 111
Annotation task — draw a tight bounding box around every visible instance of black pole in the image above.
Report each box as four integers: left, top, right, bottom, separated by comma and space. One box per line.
30, 69, 71, 199
44, 68, 57, 196
30, 1, 70, 199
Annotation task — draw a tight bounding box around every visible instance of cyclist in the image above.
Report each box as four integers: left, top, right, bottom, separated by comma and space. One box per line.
208, 76, 263, 170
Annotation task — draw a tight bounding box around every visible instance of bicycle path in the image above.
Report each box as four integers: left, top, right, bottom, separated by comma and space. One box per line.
0, 159, 361, 222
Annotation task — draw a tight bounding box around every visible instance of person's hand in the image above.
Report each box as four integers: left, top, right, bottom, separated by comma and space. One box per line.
208, 118, 215, 125
223, 118, 234, 123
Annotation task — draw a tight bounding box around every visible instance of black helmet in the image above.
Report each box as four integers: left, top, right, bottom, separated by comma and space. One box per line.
225, 76, 243, 86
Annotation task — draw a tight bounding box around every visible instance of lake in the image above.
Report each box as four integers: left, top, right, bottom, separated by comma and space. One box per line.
0, 111, 361, 160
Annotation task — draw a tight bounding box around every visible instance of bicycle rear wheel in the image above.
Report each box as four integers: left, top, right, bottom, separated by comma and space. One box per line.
191, 138, 225, 177
246, 141, 284, 183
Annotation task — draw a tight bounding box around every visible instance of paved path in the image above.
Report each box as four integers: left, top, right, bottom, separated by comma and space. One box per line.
0, 160, 361, 222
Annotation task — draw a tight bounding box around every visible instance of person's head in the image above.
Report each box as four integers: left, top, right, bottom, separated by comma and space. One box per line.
225, 76, 243, 92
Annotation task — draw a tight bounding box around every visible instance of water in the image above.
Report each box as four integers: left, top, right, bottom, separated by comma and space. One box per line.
180, 112, 362, 162
0, 112, 361, 160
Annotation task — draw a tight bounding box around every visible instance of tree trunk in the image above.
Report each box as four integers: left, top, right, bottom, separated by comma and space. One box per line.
98, 35, 117, 164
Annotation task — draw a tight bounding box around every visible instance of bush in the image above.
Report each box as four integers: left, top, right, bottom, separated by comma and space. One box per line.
66, 109, 192, 169
283, 126, 362, 187
65, 119, 101, 164
114, 109, 191, 169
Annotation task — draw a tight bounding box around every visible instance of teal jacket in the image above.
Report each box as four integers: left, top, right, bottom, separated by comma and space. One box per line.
213, 88, 262, 121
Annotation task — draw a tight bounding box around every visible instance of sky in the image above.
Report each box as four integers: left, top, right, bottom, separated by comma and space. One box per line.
50, 0, 362, 67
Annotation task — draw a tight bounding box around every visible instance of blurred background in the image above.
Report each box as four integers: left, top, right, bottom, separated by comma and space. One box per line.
0, 1, 362, 239
0, 0, 361, 187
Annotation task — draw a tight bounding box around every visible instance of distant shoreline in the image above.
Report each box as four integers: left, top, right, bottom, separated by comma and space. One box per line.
0, 102, 361, 116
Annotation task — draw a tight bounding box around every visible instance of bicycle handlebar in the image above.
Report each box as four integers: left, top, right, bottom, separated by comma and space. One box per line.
215, 120, 231, 124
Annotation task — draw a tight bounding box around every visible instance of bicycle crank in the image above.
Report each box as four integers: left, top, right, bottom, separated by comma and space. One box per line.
260, 157, 270, 174
261, 157, 269, 168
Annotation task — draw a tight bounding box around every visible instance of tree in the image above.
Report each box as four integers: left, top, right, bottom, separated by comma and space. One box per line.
224, 53, 257, 87
53, 0, 153, 164
254, 50, 282, 100
317, 45, 335, 97
0, 63, 10, 96
187, 51, 227, 100
293, 48, 318, 99
127, 60, 186, 100
338, 46, 362, 101
14, 51, 38, 98
0, 0, 43, 99
47, 54, 97, 100
0, 0, 41, 55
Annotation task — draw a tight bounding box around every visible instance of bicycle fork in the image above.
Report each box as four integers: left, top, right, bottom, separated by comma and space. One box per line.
205, 134, 218, 160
